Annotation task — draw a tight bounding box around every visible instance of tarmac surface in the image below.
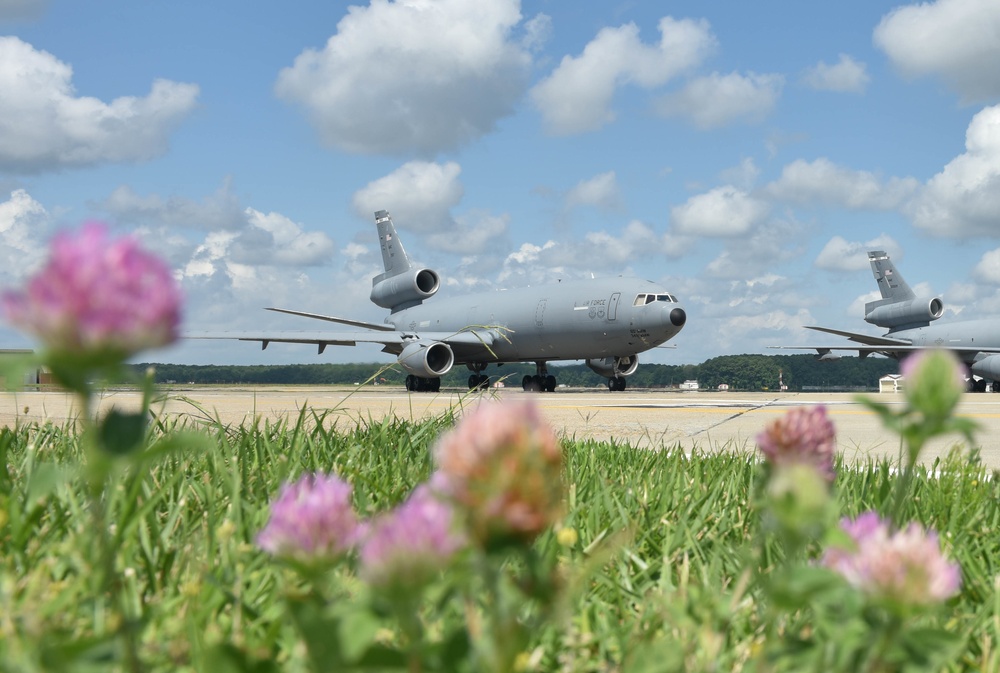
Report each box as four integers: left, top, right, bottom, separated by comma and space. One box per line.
2, 385, 999, 468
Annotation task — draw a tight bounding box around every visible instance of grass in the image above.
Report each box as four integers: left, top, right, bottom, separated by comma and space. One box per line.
1, 402, 999, 672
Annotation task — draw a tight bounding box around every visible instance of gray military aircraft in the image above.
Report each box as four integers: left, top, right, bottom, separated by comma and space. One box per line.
776, 249, 1000, 391
197, 210, 687, 392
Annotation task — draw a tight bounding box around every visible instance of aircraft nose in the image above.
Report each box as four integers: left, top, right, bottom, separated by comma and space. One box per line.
669, 307, 686, 327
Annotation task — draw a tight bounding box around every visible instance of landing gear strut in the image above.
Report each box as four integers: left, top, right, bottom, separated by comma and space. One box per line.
522, 362, 557, 392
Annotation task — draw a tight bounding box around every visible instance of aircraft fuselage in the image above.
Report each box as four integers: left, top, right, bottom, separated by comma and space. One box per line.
387, 276, 686, 364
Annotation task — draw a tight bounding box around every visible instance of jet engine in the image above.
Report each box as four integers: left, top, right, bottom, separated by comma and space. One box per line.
864, 297, 943, 329
370, 267, 441, 310
971, 354, 1000, 381
586, 355, 639, 378
398, 340, 454, 378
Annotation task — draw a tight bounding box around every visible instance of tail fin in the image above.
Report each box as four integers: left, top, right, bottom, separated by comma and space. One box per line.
868, 250, 915, 303
373, 210, 413, 282
863, 250, 942, 330
369, 210, 441, 311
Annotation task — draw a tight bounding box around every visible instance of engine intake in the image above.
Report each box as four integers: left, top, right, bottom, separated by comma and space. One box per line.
371, 267, 440, 310
586, 355, 639, 379
398, 340, 454, 378
864, 297, 943, 329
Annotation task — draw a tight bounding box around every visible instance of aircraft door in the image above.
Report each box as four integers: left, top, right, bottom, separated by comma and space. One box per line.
608, 293, 620, 321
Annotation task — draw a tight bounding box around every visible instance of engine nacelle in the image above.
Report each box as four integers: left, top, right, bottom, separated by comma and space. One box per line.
586, 355, 639, 379
864, 297, 943, 329
397, 340, 454, 378
971, 354, 1000, 381
370, 267, 440, 310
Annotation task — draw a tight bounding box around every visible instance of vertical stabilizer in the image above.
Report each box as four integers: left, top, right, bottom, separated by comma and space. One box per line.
373, 210, 412, 282
868, 250, 915, 303
369, 210, 441, 311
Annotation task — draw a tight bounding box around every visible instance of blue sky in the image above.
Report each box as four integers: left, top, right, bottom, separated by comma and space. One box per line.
2, 0, 1000, 368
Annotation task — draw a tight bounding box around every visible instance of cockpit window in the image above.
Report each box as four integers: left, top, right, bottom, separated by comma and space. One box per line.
634, 293, 678, 306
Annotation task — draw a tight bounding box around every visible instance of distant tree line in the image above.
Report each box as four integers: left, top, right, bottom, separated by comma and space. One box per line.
131, 354, 899, 392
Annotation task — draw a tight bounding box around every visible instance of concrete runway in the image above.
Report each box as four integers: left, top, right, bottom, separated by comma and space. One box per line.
3, 385, 999, 468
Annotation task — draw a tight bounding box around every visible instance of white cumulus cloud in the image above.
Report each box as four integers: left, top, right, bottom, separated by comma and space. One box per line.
765, 158, 919, 209
565, 171, 621, 210
973, 248, 1000, 284
803, 54, 870, 93
874, 0, 1000, 101
671, 186, 769, 237
655, 71, 784, 129
815, 235, 901, 272
351, 161, 464, 233
275, 0, 536, 155
531, 16, 715, 135
0, 37, 198, 173
909, 104, 1000, 236
0, 189, 50, 279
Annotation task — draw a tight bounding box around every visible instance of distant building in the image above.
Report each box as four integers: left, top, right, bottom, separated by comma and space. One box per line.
679, 380, 699, 391
879, 374, 904, 393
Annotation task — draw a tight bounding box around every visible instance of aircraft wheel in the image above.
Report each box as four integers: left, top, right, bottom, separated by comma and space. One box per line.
468, 374, 479, 390
405, 375, 416, 391
431, 377, 441, 393
993, 381, 1000, 393
976, 378, 988, 393
522, 375, 533, 391
544, 375, 557, 392
608, 376, 626, 392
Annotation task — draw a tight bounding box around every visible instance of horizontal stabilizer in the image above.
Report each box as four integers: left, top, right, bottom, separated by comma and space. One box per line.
265, 307, 396, 332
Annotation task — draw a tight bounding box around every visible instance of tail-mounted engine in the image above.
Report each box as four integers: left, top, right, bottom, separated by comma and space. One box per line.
864, 297, 943, 329
398, 340, 454, 378
586, 355, 639, 379
371, 267, 440, 311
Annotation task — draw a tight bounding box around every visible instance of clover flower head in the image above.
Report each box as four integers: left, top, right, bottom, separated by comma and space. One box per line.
756, 405, 836, 483
433, 400, 563, 548
900, 350, 966, 418
359, 484, 466, 589
2, 222, 182, 358
822, 511, 961, 607
257, 473, 361, 560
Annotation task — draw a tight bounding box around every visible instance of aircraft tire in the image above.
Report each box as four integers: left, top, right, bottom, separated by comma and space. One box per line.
522, 375, 532, 391
405, 375, 416, 391
993, 381, 1000, 393
607, 376, 626, 392
544, 375, 557, 392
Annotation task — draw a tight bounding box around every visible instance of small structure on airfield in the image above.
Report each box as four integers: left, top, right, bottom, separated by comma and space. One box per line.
879, 374, 904, 393
679, 380, 699, 391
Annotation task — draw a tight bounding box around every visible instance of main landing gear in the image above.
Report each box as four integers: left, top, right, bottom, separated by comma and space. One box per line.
607, 376, 627, 392
467, 363, 491, 391
522, 362, 557, 392
405, 375, 440, 392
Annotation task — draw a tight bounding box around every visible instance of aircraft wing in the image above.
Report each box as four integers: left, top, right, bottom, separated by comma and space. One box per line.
264, 307, 397, 332
771, 325, 1000, 359
803, 325, 912, 346
187, 327, 501, 357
